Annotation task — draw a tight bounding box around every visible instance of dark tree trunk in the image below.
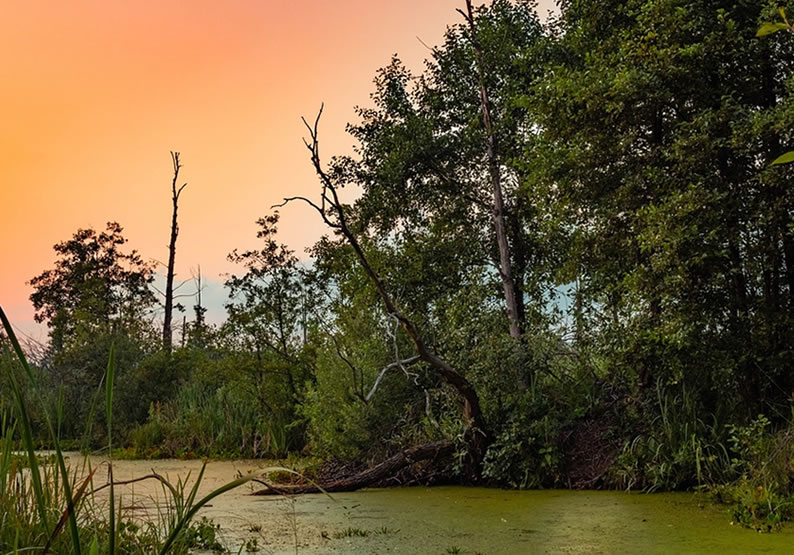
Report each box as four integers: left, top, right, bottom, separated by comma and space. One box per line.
163, 152, 187, 353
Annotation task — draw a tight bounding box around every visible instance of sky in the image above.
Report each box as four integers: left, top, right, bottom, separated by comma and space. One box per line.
0, 0, 557, 340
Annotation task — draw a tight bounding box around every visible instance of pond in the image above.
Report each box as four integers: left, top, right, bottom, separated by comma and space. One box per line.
68, 455, 794, 554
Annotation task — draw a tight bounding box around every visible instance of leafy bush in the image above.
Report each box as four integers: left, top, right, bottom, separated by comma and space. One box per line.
708, 416, 794, 531
482, 395, 564, 488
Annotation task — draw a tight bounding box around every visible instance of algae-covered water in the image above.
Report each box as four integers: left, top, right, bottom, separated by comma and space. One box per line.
69, 455, 794, 554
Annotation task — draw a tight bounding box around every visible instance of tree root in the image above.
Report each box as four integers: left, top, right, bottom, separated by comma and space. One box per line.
251, 439, 454, 496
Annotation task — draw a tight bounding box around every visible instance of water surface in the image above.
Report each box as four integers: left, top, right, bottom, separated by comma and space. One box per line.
68, 455, 794, 554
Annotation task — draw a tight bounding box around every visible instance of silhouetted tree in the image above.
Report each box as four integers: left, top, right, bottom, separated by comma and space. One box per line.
163, 151, 188, 353
29, 222, 155, 353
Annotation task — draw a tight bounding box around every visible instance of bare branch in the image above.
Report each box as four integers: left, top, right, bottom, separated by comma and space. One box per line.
416, 35, 433, 51
172, 278, 192, 292
272, 196, 323, 214
91, 470, 177, 497
366, 355, 422, 402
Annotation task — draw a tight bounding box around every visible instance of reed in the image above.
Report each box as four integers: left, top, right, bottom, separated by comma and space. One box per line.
0, 305, 270, 553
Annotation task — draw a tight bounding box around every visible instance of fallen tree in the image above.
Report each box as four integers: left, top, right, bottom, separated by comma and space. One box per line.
251, 439, 454, 495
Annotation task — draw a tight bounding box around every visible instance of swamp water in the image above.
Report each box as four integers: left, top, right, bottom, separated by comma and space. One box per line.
66, 454, 794, 554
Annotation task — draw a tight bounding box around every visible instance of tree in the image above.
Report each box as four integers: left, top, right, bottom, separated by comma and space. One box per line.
29, 222, 156, 353
337, 1, 554, 390
163, 152, 188, 353
534, 0, 794, 414
279, 107, 490, 473
461, 0, 523, 348
185, 265, 211, 349
224, 213, 316, 436
28, 222, 156, 438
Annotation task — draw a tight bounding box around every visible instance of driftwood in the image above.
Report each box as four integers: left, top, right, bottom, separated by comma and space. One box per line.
251, 439, 454, 496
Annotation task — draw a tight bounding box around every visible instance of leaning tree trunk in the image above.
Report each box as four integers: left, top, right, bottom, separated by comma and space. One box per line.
163, 152, 187, 353
278, 107, 490, 475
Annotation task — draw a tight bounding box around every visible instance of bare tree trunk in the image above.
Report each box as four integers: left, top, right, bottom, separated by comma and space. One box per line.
277, 108, 489, 473
461, 0, 525, 386
163, 152, 188, 353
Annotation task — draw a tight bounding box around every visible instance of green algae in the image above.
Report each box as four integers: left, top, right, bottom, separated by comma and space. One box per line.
291, 487, 794, 554
67, 456, 794, 554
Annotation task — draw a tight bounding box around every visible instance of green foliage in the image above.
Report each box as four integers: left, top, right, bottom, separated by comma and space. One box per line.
482, 397, 564, 489
536, 0, 794, 419
29, 221, 155, 354
182, 517, 225, 552
608, 382, 733, 492
0, 306, 265, 553
707, 416, 794, 531
129, 380, 295, 459
726, 481, 791, 532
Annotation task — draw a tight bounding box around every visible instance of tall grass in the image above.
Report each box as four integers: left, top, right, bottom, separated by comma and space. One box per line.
130, 382, 294, 459
0, 305, 266, 553
610, 380, 733, 492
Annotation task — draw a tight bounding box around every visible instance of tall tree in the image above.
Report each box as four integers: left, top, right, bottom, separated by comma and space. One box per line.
163, 151, 188, 353
338, 0, 551, 388
461, 0, 523, 346
281, 108, 490, 472
225, 213, 315, 403
28, 223, 156, 437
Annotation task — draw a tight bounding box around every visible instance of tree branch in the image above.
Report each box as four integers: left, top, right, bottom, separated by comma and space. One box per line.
366, 355, 422, 402
288, 106, 490, 470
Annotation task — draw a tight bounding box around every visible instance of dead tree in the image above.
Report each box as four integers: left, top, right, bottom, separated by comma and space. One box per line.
252, 439, 454, 495
459, 0, 526, 388
163, 152, 188, 353
275, 106, 489, 474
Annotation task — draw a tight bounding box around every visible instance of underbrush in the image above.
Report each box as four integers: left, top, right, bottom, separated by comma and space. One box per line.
708, 416, 794, 532
0, 306, 264, 553
128, 382, 299, 459
478, 374, 794, 532
606, 382, 734, 492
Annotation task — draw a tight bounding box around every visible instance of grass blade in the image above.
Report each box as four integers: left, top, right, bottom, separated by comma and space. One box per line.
105, 343, 116, 555
42, 466, 99, 554
0, 307, 50, 532
0, 305, 81, 554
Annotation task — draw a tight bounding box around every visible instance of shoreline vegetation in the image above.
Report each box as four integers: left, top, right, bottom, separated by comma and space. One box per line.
4, 0, 794, 552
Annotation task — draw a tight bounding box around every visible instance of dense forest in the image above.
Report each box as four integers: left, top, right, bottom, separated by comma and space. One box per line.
4, 0, 794, 543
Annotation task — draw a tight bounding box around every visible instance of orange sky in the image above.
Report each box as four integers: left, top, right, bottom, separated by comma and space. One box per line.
0, 0, 557, 338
